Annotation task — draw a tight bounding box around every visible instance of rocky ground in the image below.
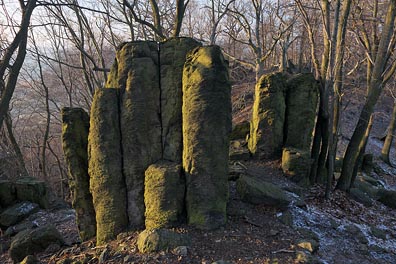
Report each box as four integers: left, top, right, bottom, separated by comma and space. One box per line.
1, 78, 396, 263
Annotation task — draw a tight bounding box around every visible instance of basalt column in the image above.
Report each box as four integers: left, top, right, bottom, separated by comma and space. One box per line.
106, 41, 162, 228
160, 38, 202, 162
61, 107, 96, 241
182, 46, 232, 230
88, 88, 128, 245
248, 73, 287, 158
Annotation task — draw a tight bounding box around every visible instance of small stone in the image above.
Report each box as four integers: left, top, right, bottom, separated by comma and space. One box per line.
137, 228, 190, 253
296, 239, 319, 253
370, 226, 387, 240
19, 255, 39, 264
173, 246, 188, 256
212, 260, 232, 264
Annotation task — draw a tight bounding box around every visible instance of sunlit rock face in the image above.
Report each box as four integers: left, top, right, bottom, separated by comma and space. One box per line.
88, 88, 128, 245
182, 46, 232, 230
63, 38, 232, 244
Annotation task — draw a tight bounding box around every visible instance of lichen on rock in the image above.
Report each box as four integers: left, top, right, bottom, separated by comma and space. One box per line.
61, 107, 96, 241
144, 160, 185, 229
182, 46, 231, 230
88, 88, 128, 245
248, 73, 287, 158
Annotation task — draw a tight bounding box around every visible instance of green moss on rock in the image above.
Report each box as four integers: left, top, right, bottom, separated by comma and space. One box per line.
160, 38, 202, 162
248, 73, 287, 158
106, 41, 162, 228
144, 160, 185, 229
10, 225, 64, 263
88, 88, 128, 245
14, 178, 49, 209
236, 175, 290, 208
182, 46, 231, 230
61, 107, 96, 241
282, 148, 312, 186
285, 73, 319, 150
137, 228, 190, 253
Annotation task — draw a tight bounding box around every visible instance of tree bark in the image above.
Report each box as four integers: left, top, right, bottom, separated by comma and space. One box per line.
381, 100, 396, 165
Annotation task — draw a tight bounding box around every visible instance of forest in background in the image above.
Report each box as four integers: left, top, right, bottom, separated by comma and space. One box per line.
1, 0, 396, 199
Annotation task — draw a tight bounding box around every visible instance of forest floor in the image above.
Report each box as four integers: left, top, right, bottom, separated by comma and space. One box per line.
1, 79, 396, 263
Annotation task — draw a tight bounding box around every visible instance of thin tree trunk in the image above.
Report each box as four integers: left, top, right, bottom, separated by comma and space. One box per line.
381, 100, 396, 165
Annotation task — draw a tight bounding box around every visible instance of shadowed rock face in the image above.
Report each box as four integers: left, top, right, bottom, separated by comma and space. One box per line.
160, 38, 202, 162
88, 88, 128, 245
182, 46, 232, 230
285, 73, 319, 151
109, 41, 162, 229
248, 73, 287, 158
61, 107, 96, 241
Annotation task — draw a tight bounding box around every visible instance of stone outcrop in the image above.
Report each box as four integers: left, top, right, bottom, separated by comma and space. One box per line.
88, 88, 128, 245
248, 73, 287, 158
106, 41, 162, 228
0, 180, 15, 207
160, 38, 202, 162
10, 225, 64, 263
182, 46, 231, 229
284, 73, 319, 150
137, 228, 190, 253
0, 202, 39, 227
14, 178, 49, 209
144, 161, 185, 229
61, 107, 96, 241
236, 175, 290, 208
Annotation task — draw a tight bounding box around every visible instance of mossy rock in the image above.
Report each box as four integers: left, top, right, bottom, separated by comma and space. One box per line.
88, 88, 128, 245
0, 180, 16, 207
182, 46, 231, 230
144, 161, 185, 229
107, 41, 162, 228
285, 73, 319, 151
281, 148, 312, 186
61, 107, 96, 241
377, 189, 396, 209
14, 178, 49, 209
10, 225, 64, 263
137, 228, 191, 253
230, 121, 250, 140
236, 175, 290, 208
0, 202, 39, 227
160, 37, 202, 162
248, 73, 287, 158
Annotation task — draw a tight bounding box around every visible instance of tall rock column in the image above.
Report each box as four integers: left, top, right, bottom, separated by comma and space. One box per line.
88, 88, 128, 245
61, 107, 96, 241
248, 73, 287, 158
106, 41, 162, 228
160, 38, 201, 162
182, 46, 232, 230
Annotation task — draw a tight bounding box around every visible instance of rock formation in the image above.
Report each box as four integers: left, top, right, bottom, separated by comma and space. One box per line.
182, 46, 232, 229
61, 107, 96, 240
88, 88, 128, 245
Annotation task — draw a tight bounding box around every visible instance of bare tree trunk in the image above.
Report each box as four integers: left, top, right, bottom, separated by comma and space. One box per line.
381, 100, 396, 165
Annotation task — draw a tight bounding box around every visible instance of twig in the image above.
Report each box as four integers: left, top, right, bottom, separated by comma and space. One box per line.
272, 249, 295, 254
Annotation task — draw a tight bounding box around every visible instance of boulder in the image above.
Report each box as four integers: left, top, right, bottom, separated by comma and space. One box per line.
0, 180, 15, 207
137, 228, 190, 253
352, 178, 380, 200
377, 189, 396, 209
106, 41, 162, 228
160, 37, 202, 162
282, 148, 312, 186
248, 73, 287, 158
230, 121, 250, 140
0, 202, 39, 227
10, 225, 64, 263
236, 175, 290, 208
88, 88, 128, 245
349, 188, 373, 207
144, 161, 185, 229
61, 107, 96, 241
284, 73, 319, 151
182, 46, 231, 230
14, 178, 49, 209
